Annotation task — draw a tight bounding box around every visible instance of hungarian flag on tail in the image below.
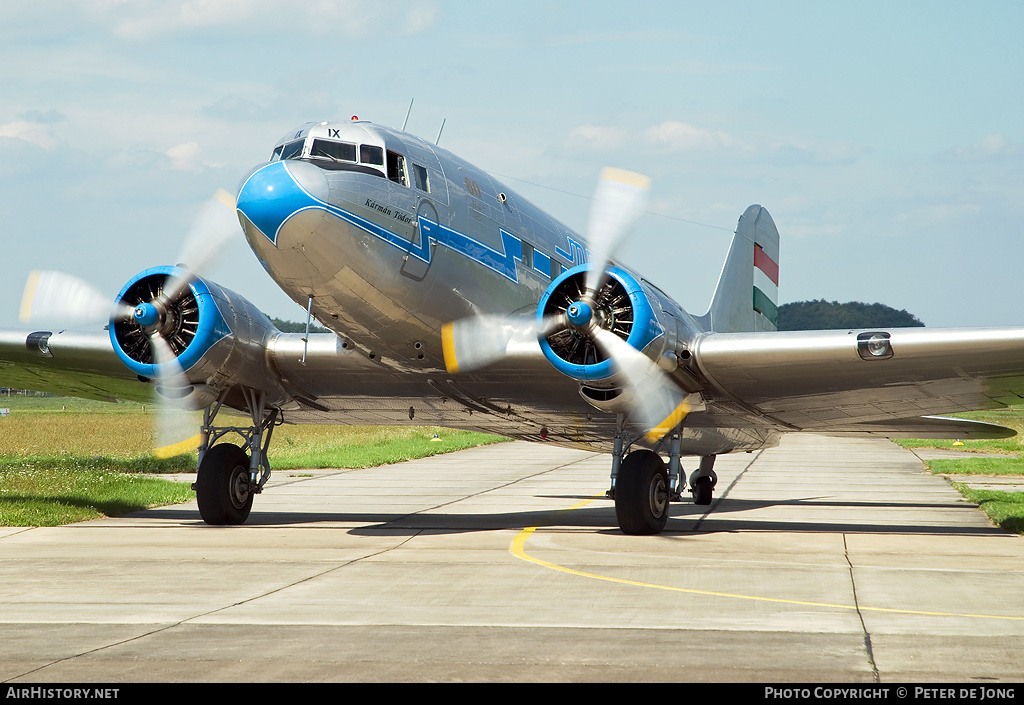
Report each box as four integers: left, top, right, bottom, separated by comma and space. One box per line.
753, 244, 778, 326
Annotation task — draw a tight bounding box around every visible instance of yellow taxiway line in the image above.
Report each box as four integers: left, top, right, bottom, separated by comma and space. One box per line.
510, 496, 1024, 622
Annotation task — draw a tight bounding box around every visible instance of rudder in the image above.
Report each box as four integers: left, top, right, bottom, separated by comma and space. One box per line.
698, 205, 780, 333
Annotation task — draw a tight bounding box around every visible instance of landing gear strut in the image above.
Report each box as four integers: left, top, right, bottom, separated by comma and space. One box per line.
608, 419, 718, 534
192, 388, 280, 525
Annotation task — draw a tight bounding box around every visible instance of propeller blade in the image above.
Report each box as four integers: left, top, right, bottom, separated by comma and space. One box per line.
19, 270, 132, 324
583, 167, 651, 295
163, 189, 239, 301
442, 314, 564, 373
591, 327, 690, 443
149, 333, 202, 459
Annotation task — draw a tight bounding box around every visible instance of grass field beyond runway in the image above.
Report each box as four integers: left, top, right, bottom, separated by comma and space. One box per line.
0, 396, 506, 526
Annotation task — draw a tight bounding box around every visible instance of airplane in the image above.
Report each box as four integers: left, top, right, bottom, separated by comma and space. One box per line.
3, 115, 1024, 535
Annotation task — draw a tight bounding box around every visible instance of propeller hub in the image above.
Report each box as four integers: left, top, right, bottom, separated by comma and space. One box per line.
566, 301, 593, 327
134, 302, 161, 328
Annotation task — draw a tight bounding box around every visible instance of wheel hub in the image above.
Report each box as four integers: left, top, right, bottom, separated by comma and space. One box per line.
649, 474, 668, 518
229, 465, 252, 509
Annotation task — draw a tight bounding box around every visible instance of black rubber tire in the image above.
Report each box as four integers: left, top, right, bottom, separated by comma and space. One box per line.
195, 444, 253, 525
614, 450, 669, 535
692, 476, 714, 506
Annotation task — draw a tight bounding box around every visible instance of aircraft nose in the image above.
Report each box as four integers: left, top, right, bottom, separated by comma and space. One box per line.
235, 160, 328, 246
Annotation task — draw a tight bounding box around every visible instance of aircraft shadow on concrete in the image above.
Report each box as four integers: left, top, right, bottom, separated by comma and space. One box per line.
142, 492, 1004, 537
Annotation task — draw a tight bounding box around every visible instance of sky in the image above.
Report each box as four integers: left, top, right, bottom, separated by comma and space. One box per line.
1, 1, 1022, 329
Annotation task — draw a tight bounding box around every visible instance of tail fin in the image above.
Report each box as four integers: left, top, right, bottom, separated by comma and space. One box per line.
698, 205, 780, 333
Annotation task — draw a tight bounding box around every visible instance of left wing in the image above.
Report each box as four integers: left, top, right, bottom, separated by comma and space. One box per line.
692, 326, 1024, 433
0, 329, 149, 403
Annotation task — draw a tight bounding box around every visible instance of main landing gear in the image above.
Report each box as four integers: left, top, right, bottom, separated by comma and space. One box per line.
191, 388, 281, 525
607, 426, 718, 535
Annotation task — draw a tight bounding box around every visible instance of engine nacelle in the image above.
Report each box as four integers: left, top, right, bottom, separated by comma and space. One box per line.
109, 266, 288, 408
537, 265, 680, 386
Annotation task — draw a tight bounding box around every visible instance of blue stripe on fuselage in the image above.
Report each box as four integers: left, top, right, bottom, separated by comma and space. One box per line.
238, 161, 582, 285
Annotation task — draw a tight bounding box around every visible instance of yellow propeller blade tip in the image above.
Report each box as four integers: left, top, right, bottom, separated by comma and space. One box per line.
18, 271, 42, 323
643, 403, 690, 444
440, 321, 459, 373
214, 188, 236, 209
600, 167, 651, 191
153, 434, 203, 460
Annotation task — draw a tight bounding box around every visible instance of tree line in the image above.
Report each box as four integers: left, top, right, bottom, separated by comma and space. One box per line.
777, 300, 924, 331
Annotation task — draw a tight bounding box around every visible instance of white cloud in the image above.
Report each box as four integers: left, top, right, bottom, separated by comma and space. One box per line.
563, 120, 747, 155
0, 121, 58, 150
644, 120, 746, 151
401, 3, 437, 35
565, 124, 629, 152
164, 141, 224, 171
67, 0, 438, 40
945, 134, 1019, 162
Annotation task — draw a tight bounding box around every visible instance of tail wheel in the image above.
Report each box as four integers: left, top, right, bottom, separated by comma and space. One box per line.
195, 443, 253, 525
692, 476, 714, 506
614, 449, 669, 535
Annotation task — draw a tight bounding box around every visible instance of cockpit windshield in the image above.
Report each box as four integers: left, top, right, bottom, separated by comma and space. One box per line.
310, 139, 356, 163
278, 139, 304, 161
270, 132, 388, 178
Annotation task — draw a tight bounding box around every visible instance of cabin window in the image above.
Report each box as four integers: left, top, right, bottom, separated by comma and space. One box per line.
387, 150, 408, 187
521, 241, 534, 269
279, 139, 304, 161
360, 145, 384, 166
309, 139, 356, 163
412, 164, 430, 193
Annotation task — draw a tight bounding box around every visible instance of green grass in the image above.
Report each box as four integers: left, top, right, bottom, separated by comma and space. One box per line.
0, 458, 195, 526
893, 408, 1024, 534
269, 425, 505, 470
951, 483, 1024, 534
925, 457, 1024, 476
0, 395, 508, 526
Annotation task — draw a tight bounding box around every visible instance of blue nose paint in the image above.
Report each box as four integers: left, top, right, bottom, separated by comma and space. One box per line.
134, 302, 160, 327
567, 301, 592, 326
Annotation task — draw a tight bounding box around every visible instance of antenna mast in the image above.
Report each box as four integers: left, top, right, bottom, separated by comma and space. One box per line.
401, 98, 414, 132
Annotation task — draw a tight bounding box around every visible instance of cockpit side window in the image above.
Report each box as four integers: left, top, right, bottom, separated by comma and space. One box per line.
360, 145, 384, 166
310, 139, 356, 163
271, 144, 284, 161
387, 150, 408, 187
279, 139, 304, 161
412, 164, 430, 193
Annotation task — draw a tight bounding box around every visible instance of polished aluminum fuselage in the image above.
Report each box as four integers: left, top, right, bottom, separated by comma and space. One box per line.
224, 120, 1024, 456
234, 121, 769, 455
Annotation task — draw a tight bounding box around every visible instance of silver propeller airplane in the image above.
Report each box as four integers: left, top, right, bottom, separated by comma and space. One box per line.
4, 117, 1024, 535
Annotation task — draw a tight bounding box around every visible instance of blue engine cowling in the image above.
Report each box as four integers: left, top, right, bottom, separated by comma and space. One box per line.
109, 265, 289, 407
536, 264, 679, 385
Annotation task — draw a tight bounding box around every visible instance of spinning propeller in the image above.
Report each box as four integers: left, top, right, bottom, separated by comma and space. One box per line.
19, 189, 239, 458
442, 168, 693, 443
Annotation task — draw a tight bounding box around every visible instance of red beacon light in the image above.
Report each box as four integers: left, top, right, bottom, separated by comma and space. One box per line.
350, 115, 359, 121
